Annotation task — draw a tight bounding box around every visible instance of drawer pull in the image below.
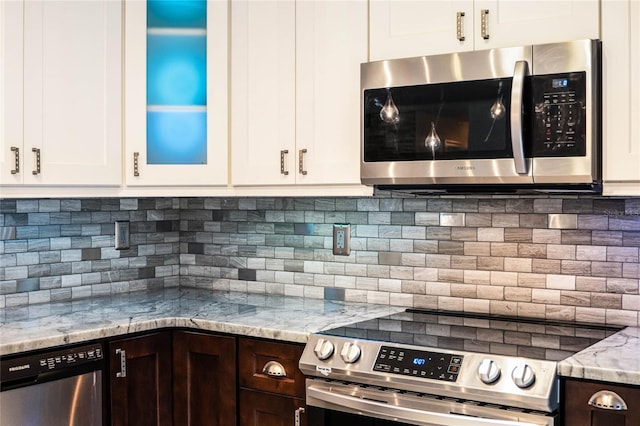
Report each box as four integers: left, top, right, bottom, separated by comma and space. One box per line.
588, 390, 627, 411
262, 360, 287, 378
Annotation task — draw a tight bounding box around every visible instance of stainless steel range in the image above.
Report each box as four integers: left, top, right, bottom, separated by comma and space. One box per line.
299, 309, 621, 426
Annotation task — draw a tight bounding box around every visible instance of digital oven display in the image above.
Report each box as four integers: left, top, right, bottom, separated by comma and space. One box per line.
373, 346, 463, 382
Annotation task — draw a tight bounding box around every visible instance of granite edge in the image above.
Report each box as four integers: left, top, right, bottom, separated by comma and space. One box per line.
558, 327, 640, 386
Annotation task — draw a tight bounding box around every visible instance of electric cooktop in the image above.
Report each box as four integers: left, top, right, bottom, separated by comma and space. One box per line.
320, 309, 623, 362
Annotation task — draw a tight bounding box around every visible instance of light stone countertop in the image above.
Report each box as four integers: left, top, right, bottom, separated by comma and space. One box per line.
558, 326, 640, 386
2, 288, 638, 388
0, 288, 404, 356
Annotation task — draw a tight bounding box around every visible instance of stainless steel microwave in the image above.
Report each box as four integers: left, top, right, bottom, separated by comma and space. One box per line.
361, 39, 602, 192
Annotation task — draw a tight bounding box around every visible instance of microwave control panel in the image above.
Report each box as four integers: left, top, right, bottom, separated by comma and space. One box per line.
531, 72, 587, 157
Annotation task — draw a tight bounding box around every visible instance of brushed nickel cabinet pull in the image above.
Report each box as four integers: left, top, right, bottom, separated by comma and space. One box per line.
588, 390, 627, 411
280, 150, 289, 175
10, 147, 19, 174
456, 12, 465, 41
262, 360, 287, 378
133, 152, 140, 177
298, 149, 307, 175
294, 407, 305, 426
32, 148, 41, 175
115, 348, 127, 378
481, 9, 490, 39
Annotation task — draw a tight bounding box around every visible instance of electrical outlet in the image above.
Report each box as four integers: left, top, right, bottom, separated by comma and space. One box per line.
333, 224, 350, 256
115, 221, 130, 250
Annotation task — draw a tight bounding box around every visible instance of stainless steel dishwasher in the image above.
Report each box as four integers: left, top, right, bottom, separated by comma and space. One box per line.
0, 342, 104, 426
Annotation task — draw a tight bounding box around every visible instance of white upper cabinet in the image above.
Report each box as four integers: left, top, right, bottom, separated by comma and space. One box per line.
0, 0, 24, 185
231, 0, 368, 188
370, 1, 474, 61
1, 0, 121, 186
124, 0, 228, 186
231, 0, 295, 186
295, 0, 367, 185
370, 0, 599, 61
602, 0, 640, 196
473, 1, 599, 50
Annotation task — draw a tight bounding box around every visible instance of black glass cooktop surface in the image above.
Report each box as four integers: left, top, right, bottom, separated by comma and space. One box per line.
321, 309, 623, 361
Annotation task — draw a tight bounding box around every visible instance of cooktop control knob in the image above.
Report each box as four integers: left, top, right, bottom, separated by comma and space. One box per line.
512, 363, 536, 388
478, 359, 501, 384
340, 342, 361, 363
313, 338, 334, 360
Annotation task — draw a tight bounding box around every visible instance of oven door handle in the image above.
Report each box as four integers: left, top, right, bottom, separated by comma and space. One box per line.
510, 60, 529, 175
307, 383, 545, 426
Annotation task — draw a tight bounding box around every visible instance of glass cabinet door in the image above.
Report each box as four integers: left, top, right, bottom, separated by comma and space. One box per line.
125, 0, 228, 186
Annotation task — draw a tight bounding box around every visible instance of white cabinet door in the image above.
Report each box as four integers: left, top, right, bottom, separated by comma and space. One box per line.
473, 0, 599, 50
232, 0, 367, 187
125, 0, 228, 186
369, 0, 473, 61
295, 0, 367, 185
0, 0, 24, 185
602, 0, 640, 196
369, 0, 599, 62
1, 0, 121, 187
23, 0, 121, 186
231, 0, 296, 186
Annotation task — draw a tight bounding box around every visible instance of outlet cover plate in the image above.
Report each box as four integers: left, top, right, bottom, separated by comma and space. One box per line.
333, 224, 350, 256
115, 221, 130, 250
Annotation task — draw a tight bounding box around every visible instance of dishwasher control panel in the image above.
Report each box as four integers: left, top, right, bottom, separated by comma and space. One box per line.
1, 343, 103, 383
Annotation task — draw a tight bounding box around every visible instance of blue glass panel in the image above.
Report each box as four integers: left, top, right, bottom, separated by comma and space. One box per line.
147, 111, 207, 164
147, 34, 206, 106
148, 0, 206, 29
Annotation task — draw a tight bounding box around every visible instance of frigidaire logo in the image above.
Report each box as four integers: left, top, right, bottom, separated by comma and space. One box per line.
456, 166, 475, 171
9, 364, 30, 372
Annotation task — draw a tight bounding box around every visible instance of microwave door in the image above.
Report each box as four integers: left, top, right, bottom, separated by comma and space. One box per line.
361, 61, 534, 186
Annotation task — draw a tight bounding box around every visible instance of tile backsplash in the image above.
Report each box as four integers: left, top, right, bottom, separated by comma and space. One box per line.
1, 194, 639, 326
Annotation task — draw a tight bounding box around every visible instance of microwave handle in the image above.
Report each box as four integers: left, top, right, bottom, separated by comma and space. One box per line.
510, 60, 528, 174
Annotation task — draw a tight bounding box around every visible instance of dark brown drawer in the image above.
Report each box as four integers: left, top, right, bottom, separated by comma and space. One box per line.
563, 379, 640, 426
238, 337, 305, 398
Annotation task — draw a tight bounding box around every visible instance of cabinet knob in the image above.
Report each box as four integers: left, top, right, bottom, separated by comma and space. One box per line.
588, 390, 628, 411
262, 360, 287, 378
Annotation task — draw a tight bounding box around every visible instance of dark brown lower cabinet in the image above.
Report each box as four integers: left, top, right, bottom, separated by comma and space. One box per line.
109, 332, 173, 426
563, 378, 640, 426
238, 337, 307, 426
239, 389, 306, 426
109, 331, 236, 426
173, 331, 236, 426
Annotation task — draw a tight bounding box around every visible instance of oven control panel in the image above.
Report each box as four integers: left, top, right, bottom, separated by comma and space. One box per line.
373, 345, 463, 382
